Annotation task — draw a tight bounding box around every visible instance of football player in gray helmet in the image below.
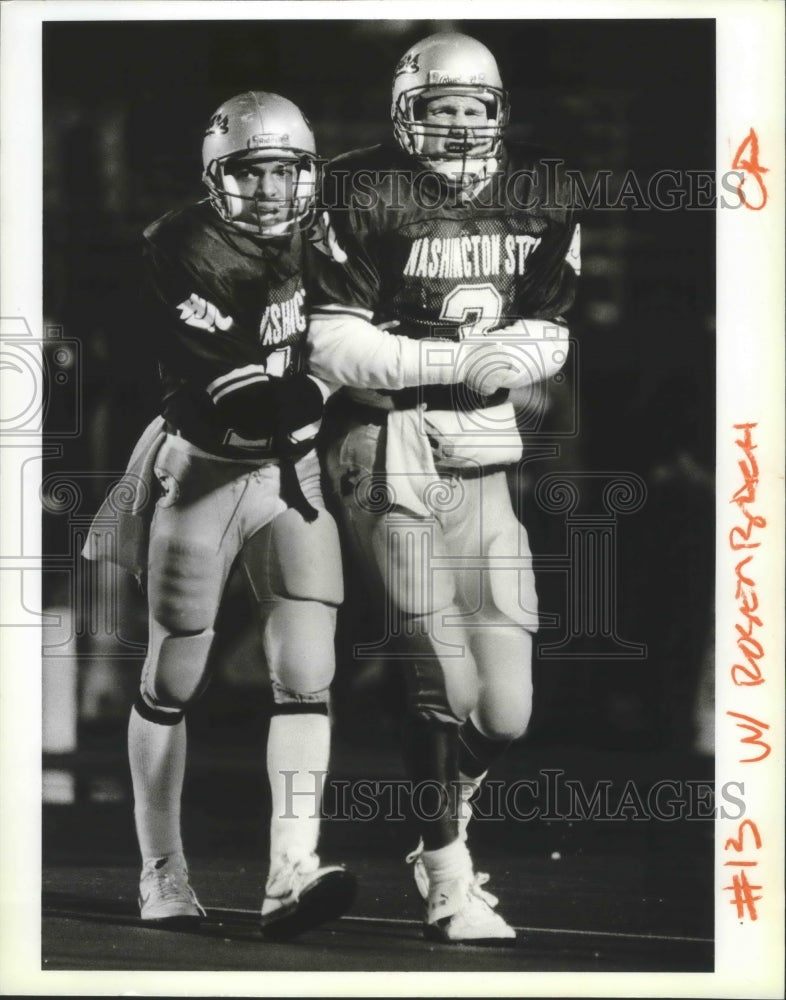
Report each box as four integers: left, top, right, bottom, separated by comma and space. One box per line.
391, 31, 509, 187
85, 91, 356, 939
308, 32, 580, 943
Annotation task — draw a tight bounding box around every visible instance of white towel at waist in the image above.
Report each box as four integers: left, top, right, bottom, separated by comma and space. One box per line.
384, 402, 523, 518
81, 415, 167, 582
423, 401, 524, 471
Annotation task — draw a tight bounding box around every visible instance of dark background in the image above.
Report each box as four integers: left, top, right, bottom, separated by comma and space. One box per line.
41, 17, 716, 762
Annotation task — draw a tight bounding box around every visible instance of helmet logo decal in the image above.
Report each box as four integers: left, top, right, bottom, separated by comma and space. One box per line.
205, 113, 229, 136
394, 52, 420, 77
201, 92, 318, 237
427, 70, 487, 85
250, 133, 290, 147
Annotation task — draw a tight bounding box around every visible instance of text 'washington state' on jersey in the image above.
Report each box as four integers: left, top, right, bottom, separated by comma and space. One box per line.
403, 233, 542, 280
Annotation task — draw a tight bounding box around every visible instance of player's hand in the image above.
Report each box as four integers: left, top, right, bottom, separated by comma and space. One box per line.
212, 371, 325, 442
270, 372, 326, 438
455, 341, 532, 395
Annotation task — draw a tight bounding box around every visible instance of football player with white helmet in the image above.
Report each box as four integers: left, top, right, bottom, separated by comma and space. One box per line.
308, 32, 580, 943
391, 31, 508, 187
85, 91, 355, 938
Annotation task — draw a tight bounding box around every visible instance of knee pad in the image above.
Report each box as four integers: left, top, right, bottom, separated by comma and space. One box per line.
471, 629, 533, 741
265, 599, 337, 699
474, 704, 531, 743
244, 507, 344, 606
141, 629, 215, 710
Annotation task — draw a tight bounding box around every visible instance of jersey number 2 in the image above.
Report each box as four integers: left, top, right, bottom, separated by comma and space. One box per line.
439, 284, 503, 339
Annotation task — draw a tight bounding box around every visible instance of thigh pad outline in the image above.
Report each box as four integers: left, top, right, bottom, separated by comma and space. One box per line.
244, 506, 344, 606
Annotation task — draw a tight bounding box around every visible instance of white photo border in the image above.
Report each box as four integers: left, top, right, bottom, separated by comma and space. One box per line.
1, 1, 783, 996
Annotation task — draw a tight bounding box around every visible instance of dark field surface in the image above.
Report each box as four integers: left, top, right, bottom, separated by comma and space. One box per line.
42, 733, 714, 977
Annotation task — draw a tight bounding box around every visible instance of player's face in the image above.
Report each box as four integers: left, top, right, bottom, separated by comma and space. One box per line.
417, 94, 492, 161
223, 158, 298, 230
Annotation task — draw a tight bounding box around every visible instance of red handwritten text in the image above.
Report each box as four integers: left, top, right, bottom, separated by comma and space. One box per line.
730, 424, 767, 686
726, 711, 771, 763
723, 819, 763, 920
723, 425, 770, 924
731, 128, 769, 211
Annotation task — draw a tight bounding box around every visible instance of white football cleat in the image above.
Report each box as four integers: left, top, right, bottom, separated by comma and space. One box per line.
260, 850, 357, 940
138, 854, 206, 925
424, 873, 516, 945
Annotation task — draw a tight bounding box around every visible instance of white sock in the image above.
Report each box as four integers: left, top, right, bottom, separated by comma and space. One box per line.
267, 712, 329, 870
422, 837, 473, 886
128, 706, 186, 862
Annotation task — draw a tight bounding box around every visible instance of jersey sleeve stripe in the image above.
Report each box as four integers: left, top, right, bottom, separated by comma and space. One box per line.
206, 364, 270, 402
311, 303, 375, 321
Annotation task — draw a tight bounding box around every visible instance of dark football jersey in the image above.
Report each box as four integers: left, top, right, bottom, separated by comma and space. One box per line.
143, 200, 315, 459
313, 142, 580, 342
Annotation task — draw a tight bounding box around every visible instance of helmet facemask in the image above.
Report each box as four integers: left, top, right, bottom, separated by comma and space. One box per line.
203, 150, 319, 238
393, 85, 509, 187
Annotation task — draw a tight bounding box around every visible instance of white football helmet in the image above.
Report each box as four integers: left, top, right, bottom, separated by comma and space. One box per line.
391, 32, 509, 182
202, 91, 319, 237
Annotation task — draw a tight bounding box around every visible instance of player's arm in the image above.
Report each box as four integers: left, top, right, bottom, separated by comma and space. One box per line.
308, 295, 539, 395
514, 150, 582, 320
479, 257, 575, 392
489, 177, 580, 389
476, 317, 570, 390
306, 213, 523, 394
204, 365, 328, 440
515, 160, 581, 324
144, 240, 327, 439
516, 222, 580, 324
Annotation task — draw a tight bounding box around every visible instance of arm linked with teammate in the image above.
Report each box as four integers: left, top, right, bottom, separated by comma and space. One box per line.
306, 309, 548, 397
